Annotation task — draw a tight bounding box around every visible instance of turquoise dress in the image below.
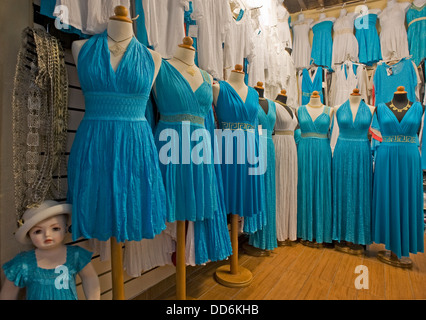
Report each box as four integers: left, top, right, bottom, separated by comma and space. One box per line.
248, 99, 277, 250
301, 67, 324, 105
310, 20, 334, 69
215, 82, 266, 233
332, 100, 373, 245
372, 102, 425, 258
355, 13, 382, 66
67, 31, 166, 242
406, 3, 426, 66
153, 60, 218, 223
297, 105, 332, 243
2, 246, 92, 300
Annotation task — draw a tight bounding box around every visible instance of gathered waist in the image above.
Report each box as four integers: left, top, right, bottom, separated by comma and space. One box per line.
160, 113, 205, 126
275, 130, 294, 136
301, 132, 328, 139
83, 92, 149, 121
337, 136, 368, 142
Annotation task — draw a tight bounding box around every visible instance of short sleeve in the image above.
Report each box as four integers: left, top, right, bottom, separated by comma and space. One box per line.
68, 246, 93, 273
2, 252, 30, 288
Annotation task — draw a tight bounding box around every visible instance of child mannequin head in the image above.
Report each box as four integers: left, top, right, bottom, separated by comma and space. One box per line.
27, 214, 68, 250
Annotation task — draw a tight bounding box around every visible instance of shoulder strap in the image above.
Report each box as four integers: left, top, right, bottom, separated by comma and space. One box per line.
200, 70, 211, 85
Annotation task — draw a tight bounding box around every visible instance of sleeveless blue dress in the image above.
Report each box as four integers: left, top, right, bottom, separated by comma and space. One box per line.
297, 105, 332, 243
372, 102, 425, 258
355, 13, 382, 66
248, 99, 277, 250
406, 3, 426, 66
2, 246, 92, 300
67, 31, 166, 242
153, 60, 218, 223
215, 82, 266, 233
301, 67, 324, 105
332, 100, 373, 245
310, 20, 334, 69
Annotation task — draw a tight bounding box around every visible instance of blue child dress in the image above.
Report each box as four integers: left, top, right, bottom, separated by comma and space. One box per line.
214, 82, 266, 233
372, 102, 425, 258
310, 20, 334, 69
2, 246, 92, 300
355, 13, 382, 66
332, 100, 373, 245
297, 105, 333, 244
67, 31, 166, 243
247, 99, 277, 250
406, 3, 426, 66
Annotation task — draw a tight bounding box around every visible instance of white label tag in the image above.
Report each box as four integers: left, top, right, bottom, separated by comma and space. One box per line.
188, 25, 198, 38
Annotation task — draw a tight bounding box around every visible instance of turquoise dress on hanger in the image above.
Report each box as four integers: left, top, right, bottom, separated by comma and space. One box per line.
67, 31, 166, 242
372, 102, 424, 258
247, 99, 277, 250
301, 67, 324, 105
310, 20, 334, 69
355, 13, 382, 66
406, 3, 426, 66
297, 105, 333, 244
215, 81, 266, 233
2, 246, 92, 300
332, 100, 373, 245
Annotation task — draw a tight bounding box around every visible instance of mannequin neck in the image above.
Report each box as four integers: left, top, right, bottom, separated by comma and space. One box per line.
172, 46, 195, 66
349, 95, 362, 106
298, 13, 305, 21
107, 19, 133, 41
340, 9, 347, 17
275, 94, 287, 105
392, 92, 408, 105
227, 71, 246, 89
255, 87, 264, 98
308, 96, 322, 107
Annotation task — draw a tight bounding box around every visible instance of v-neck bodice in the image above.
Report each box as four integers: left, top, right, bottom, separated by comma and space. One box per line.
154, 59, 213, 119
257, 99, 276, 138
298, 105, 331, 136
336, 100, 372, 140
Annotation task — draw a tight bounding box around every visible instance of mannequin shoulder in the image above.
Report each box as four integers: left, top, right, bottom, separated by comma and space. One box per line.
367, 104, 376, 115
71, 39, 89, 65
213, 82, 220, 105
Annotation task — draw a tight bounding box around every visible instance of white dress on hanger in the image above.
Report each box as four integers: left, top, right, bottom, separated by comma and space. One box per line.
331, 10, 359, 66
274, 102, 298, 242
291, 19, 313, 69
378, 1, 411, 61
277, 4, 292, 49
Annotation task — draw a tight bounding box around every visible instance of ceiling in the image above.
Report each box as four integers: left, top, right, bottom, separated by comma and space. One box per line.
284, 0, 359, 13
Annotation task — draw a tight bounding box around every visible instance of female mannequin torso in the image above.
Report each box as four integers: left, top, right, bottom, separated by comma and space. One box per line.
213, 65, 247, 106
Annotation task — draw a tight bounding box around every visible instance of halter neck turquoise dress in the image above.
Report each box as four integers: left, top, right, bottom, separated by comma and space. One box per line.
297, 105, 333, 244
355, 13, 382, 66
332, 100, 373, 245
247, 99, 277, 250
406, 3, 426, 66
215, 82, 266, 233
67, 31, 166, 242
153, 61, 231, 264
372, 102, 424, 258
310, 20, 334, 69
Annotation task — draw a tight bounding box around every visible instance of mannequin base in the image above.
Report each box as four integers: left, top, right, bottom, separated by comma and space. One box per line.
278, 239, 297, 247
348, 244, 365, 256
214, 265, 253, 288
335, 242, 350, 253
242, 243, 270, 257
377, 250, 413, 269
300, 239, 323, 249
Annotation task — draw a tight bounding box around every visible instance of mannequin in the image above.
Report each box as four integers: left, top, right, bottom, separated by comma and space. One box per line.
254, 81, 268, 114
334, 89, 375, 121
385, 86, 414, 122
72, 6, 162, 83
275, 89, 294, 119
213, 64, 247, 106
303, 91, 334, 124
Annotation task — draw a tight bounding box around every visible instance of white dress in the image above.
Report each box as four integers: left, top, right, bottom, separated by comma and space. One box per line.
291, 19, 313, 69
55, 0, 131, 35
378, 1, 411, 61
273, 102, 298, 242
142, 0, 189, 59
193, 0, 233, 80
331, 11, 359, 66
277, 4, 292, 49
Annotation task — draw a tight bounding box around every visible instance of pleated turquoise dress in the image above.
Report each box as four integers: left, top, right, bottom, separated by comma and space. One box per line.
372, 102, 425, 258
214, 82, 266, 233
310, 20, 334, 69
153, 60, 218, 223
332, 100, 373, 245
67, 31, 166, 242
301, 67, 324, 105
2, 246, 92, 300
248, 99, 277, 250
355, 13, 382, 66
406, 3, 426, 66
297, 105, 332, 243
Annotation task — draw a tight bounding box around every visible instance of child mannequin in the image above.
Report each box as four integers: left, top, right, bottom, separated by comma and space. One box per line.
0, 200, 100, 300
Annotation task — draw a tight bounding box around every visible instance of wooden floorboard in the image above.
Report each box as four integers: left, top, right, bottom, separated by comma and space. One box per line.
136, 234, 426, 301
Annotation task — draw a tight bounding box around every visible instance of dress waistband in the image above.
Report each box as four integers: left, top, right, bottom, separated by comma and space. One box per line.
338, 136, 368, 142
83, 93, 149, 121
275, 130, 294, 136
334, 28, 353, 36
301, 132, 328, 139
160, 113, 205, 126
381, 135, 417, 144
221, 121, 255, 132
408, 17, 426, 27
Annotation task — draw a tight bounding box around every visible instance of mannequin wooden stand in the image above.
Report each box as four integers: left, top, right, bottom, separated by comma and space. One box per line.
377, 250, 413, 268
215, 214, 253, 287
111, 237, 125, 300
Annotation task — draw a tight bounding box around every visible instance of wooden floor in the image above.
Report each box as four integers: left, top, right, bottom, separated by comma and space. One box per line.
149, 235, 426, 300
